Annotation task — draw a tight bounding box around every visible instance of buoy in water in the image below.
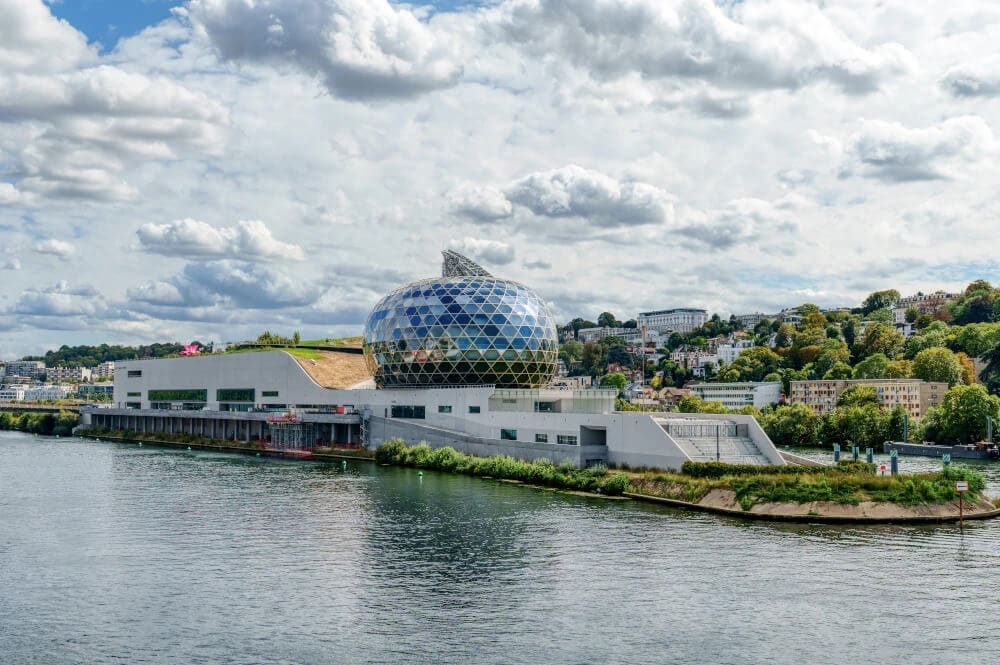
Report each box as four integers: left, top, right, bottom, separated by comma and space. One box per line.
187, 446, 191, 451
418, 471, 423, 477
256, 452, 261, 457
138, 442, 142, 447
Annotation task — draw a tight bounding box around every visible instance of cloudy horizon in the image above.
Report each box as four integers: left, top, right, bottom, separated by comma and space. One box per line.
2, 0, 1000, 358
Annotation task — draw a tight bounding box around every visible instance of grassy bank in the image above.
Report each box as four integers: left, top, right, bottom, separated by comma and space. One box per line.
375, 439, 630, 495
0, 410, 79, 436
629, 460, 989, 511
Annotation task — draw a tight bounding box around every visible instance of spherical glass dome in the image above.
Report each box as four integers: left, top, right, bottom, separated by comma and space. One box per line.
363, 259, 558, 388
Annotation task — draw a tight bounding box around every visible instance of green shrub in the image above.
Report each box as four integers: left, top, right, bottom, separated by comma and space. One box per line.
375, 438, 407, 464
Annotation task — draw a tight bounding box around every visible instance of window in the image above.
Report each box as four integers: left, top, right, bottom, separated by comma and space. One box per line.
500, 429, 517, 441
468, 405, 481, 414
148, 389, 207, 402
126, 392, 141, 397
262, 390, 279, 397
127, 370, 142, 378
557, 435, 578, 446
217, 388, 255, 402
438, 405, 452, 413
125, 402, 141, 409
535, 433, 548, 443
391, 405, 426, 419
534, 401, 556, 412
150, 402, 170, 410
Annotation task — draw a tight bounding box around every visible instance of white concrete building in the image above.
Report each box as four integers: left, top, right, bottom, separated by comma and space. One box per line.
716, 339, 755, 365
0, 386, 26, 401
638, 308, 708, 334
92, 362, 115, 379
577, 326, 632, 343
687, 382, 782, 410
80, 351, 786, 470
4, 361, 45, 380
47, 367, 92, 383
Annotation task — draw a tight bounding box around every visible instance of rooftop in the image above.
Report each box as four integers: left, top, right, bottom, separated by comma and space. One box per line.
290, 350, 372, 390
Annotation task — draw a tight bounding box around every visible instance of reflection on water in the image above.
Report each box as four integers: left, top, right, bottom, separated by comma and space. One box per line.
2, 431, 1000, 664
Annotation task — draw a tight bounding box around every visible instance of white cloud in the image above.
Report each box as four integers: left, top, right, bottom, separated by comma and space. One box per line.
448, 183, 513, 222
488, 0, 913, 101
186, 0, 463, 100
0, 0, 93, 74
32, 239, 76, 260
941, 57, 1000, 97
136, 218, 306, 261
837, 116, 996, 182
506, 165, 675, 228
447, 237, 516, 266
2, 258, 22, 270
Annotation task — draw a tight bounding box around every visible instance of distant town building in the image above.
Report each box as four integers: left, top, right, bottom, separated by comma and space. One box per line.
0, 386, 26, 401
550, 376, 593, 390
716, 339, 755, 365
92, 362, 115, 379
892, 292, 960, 324
776, 309, 803, 325
77, 383, 114, 399
638, 308, 708, 334
734, 313, 768, 329
789, 379, 947, 418
688, 382, 782, 410
577, 326, 631, 343
4, 361, 45, 380
47, 367, 92, 383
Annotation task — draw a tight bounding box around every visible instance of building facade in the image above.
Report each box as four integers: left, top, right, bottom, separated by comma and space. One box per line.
688, 382, 782, 410
4, 361, 45, 380
638, 308, 708, 334
789, 379, 947, 417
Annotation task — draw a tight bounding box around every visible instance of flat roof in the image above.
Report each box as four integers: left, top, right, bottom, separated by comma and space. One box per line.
291, 350, 372, 389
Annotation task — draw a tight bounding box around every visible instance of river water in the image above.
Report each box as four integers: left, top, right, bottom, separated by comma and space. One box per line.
2, 430, 999, 665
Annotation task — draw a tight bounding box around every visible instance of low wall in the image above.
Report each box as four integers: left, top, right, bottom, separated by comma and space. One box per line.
367, 416, 606, 467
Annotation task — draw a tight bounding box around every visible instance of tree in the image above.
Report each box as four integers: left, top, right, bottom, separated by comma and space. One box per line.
955, 352, 977, 386
838, 385, 878, 408
861, 289, 900, 315
904, 321, 950, 359
842, 317, 860, 348
922, 384, 1000, 444
855, 323, 904, 360
886, 359, 913, 379
980, 341, 1000, 394
814, 340, 850, 377
729, 346, 782, 382
600, 372, 627, 392
597, 312, 620, 328
823, 362, 853, 379
292, 330, 301, 346
759, 404, 819, 447
911, 347, 963, 386
678, 394, 728, 414
904, 307, 919, 323
952, 323, 1000, 358
852, 353, 889, 379
866, 308, 893, 325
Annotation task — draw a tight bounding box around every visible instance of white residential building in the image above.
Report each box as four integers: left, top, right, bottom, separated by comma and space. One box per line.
687, 382, 782, 410
0, 385, 26, 401
734, 313, 768, 329
577, 326, 643, 343
92, 362, 115, 379
716, 339, 755, 365
638, 308, 708, 334
24, 384, 74, 401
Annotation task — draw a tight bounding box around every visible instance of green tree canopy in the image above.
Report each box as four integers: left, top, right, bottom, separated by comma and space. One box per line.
911, 347, 963, 386
759, 403, 819, 447
600, 372, 628, 392
729, 346, 782, 382
837, 385, 879, 408
597, 312, 621, 328
823, 362, 854, 379
922, 385, 1000, 444
855, 323, 904, 360
861, 289, 900, 315
852, 353, 889, 379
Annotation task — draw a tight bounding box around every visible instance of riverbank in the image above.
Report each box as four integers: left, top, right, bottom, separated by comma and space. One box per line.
69, 431, 1000, 523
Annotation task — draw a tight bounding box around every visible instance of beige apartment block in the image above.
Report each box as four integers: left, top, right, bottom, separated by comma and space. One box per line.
789, 379, 947, 417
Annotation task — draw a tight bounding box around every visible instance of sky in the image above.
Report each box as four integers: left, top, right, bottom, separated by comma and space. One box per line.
2, 0, 1000, 359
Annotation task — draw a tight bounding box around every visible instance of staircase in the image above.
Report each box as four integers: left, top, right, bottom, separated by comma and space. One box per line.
654, 418, 772, 465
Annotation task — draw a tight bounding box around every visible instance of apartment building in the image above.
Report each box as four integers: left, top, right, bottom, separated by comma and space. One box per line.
688, 382, 782, 410
577, 326, 632, 343
92, 362, 115, 379
716, 339, 755, 365
734, 313, 768, 328
4, 361, 45, 380
892, 292, 960, 324
789, 379, 947, 417
47, 366, 93, 383
637, 308, 708, 334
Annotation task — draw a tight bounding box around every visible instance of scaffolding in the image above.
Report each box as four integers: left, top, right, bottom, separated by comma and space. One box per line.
267, 413, 318, 451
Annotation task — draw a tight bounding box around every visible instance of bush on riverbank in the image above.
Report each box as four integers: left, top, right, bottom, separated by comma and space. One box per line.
0, 411, 78, 436
681, 459, 875, 478
629, 461, 986, 510
375, 439, 630, 495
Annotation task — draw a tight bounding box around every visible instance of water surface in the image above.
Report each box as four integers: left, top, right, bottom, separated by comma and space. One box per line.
2, 431, 999, 664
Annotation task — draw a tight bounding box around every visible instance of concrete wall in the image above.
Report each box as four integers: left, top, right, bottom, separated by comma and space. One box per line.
367, 416, 604, 466
605, 413, 691, 470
